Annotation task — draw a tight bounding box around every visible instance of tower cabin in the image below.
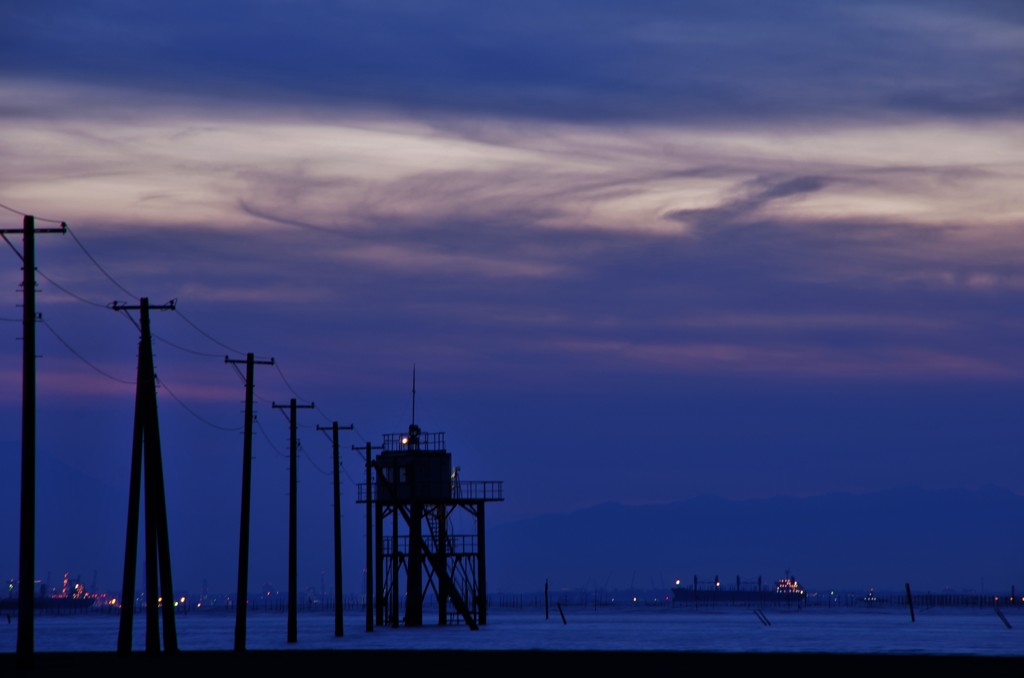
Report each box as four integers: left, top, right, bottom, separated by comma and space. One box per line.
360, 422, 503, 630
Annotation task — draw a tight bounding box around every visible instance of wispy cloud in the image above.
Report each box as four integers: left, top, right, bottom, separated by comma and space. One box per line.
553, 338, 1020, 380
2, 1, 1022, 396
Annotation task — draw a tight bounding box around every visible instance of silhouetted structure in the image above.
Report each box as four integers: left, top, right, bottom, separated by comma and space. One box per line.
272, 398, 314, 644
317, 420, 353, 638
226, 352, 275, 651
113, 298, 179, 654
357, 419, 503, 629
0, 214, 65, 668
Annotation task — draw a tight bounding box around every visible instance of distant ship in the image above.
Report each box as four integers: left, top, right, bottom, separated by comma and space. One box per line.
671, 573, 807, 606
862, 588, 883, 606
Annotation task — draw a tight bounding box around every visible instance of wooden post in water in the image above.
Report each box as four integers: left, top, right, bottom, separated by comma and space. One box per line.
544, 579, 549, 620
905, 582, 915, 622
994, 607, 1012, 629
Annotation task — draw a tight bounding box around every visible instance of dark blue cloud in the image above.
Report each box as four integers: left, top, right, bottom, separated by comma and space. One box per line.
2, 0, 1020, 122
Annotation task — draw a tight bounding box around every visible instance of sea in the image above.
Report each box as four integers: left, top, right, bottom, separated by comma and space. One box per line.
2, 603, 1022, 658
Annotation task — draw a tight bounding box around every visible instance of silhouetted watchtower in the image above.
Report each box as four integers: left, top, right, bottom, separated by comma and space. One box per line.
358, 420, 503, 629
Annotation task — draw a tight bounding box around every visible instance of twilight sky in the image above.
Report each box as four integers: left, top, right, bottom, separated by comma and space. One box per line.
2, 1, 1023, 598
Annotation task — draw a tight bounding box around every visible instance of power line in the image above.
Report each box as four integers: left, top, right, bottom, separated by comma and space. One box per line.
339, 461, 360, 488
9, 211, 249, 366
173, 306, 245, 357
156, 376, 242, 432
274, 362, 309, 402
1, 232, 22, 260
255, 416, 288, 458
312, 422, 362, 490
112, 304, 142, 333
227, 361, 248, 385
36, 268, 111, 308
152, 332, 227, 359
6, 214, 140, 306
301, 444, 331, 476
270, 362, 325, 425
253, 388, 276, 406
40, 316, 135, 385
65, 223, 138, 299
0, 201, 64, 224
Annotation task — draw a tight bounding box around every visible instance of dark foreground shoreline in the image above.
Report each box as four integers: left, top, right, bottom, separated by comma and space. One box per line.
3, 650, 1023, 676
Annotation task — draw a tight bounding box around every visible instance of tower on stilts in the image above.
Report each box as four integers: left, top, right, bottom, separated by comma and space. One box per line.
357, 387, 503, 630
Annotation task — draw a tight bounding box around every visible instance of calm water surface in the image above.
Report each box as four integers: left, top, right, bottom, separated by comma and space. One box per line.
2, 605, 1022, 657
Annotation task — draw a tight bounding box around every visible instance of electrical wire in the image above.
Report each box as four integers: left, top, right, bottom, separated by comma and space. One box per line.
156, 376, 243, 432
254, 416, 288, 459
40, 316, 135, 385
340, 463, 360, 488
300, 443, 331, 476
1, 233, 22, 261
3, 202, 331, 447
153, 332, 228, 358
0, 201, 65, 224
65, 223, 138, 299
36, 268, 114, 309
274, 362, 312, 403
315, 427, 362, 487
227, 361, 247, 385
174, 307, 245, 357
112, 305, 142, 333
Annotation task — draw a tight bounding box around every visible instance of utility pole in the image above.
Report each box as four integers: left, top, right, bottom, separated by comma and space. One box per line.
112, 297, 178, 655
317, 421, 353, 637
273, 398, 314, 644
225, 353, 274, 652
0, 215, 65, 668
354, 441, 382, 632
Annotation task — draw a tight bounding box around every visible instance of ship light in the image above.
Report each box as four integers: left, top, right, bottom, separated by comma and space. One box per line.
401, 436, 409, 445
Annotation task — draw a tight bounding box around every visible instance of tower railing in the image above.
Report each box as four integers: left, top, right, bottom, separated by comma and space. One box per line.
382, 431, 446, 452
358, 480, 503, 503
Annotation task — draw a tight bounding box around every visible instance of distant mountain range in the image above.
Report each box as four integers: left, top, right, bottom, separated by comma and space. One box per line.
485, 486, 1024, 597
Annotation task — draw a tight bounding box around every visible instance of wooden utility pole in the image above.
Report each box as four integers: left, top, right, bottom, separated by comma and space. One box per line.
0, 215, 65, 668
112, 297, 178, 655
316, 421, 353, 637
226, 353, 274, 651
353, 441, 378, 632
272, 398, 314, 644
